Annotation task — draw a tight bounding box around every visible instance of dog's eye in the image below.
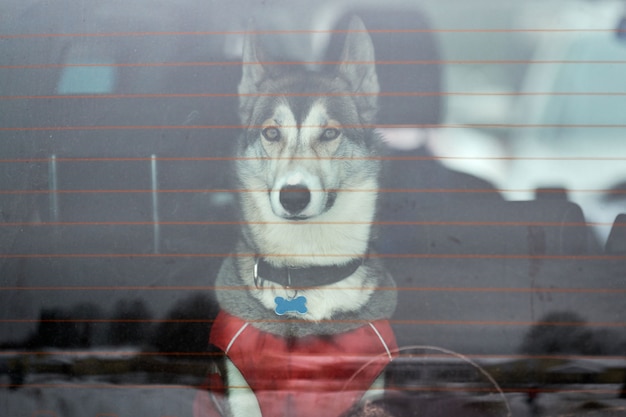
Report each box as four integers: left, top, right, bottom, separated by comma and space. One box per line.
262, 127, 281, 142
321, 128, 340, 141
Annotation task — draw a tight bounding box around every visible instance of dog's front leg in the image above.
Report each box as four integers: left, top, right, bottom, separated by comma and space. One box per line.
225, 358, 263, 417
360, 373, 386, 404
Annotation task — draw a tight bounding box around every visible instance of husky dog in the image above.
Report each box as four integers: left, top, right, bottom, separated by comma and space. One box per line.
209, 17, 397, 417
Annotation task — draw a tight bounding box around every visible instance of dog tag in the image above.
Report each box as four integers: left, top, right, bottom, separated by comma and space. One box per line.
274, 296, 308, 315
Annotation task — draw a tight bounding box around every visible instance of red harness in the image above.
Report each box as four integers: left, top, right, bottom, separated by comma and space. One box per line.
196, 310, 397, 417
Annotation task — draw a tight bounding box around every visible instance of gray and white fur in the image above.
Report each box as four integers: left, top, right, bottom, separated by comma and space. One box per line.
214, 16, 397, 416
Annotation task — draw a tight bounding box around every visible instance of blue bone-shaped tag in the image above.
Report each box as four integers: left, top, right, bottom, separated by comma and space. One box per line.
274, 296, 308, 315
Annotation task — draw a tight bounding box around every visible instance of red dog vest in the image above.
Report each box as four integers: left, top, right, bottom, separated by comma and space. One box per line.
198, 310, 397, 417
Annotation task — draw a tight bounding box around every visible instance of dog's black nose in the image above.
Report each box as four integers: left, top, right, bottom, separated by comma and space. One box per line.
279, 184, 311, 215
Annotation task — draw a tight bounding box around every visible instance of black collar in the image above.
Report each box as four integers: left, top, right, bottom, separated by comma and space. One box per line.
254, 257, 364, 288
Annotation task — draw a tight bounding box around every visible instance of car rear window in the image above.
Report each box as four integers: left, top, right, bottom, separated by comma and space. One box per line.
1, 1, 624, 416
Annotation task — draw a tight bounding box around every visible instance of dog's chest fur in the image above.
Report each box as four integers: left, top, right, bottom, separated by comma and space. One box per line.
215, 255, 396, 338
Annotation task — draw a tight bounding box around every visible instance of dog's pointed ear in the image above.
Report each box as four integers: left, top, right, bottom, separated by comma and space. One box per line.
239, 24, 266, 95
238, 23, 267, 121
338, 17, 379, 123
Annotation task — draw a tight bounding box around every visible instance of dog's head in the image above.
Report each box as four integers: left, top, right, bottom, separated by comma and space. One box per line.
236, 17, 380, 222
